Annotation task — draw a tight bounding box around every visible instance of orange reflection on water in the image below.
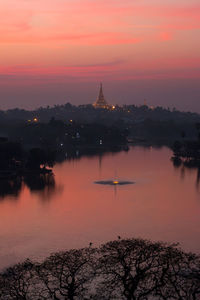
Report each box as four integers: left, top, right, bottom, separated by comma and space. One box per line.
0, 146, 199, 269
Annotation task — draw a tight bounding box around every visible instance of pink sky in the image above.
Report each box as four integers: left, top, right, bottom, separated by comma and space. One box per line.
0, 0, 200, 111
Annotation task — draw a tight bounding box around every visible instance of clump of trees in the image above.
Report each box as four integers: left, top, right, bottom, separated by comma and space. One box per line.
0, 238, 199, 299
172, 123, 200, 168
26, 148, 56, 170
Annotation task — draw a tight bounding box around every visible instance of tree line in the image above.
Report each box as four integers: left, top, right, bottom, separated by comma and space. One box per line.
172, 123, 200, 168
0, 238, 199, 299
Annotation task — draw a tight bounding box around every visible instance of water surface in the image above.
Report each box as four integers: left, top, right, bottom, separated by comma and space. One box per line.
0, 146, 199, 269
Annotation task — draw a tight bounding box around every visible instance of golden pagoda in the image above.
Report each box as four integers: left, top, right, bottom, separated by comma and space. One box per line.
93, 83, 109, 109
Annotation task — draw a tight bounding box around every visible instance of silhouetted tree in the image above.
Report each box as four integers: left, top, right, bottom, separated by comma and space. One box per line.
35, 247, 97, 300
26, 148, 55, 170
0, 260, 36, 300
96, 238, 168, 299
97, 238, 200, 300
155, 246, 200, 299
172, 141, 182, 157
0, 239, 199, 299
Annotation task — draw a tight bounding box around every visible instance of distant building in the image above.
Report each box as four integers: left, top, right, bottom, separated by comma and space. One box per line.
93, 83, 109, 109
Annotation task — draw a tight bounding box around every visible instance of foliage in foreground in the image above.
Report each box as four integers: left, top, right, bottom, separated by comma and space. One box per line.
0, 238, 199, 300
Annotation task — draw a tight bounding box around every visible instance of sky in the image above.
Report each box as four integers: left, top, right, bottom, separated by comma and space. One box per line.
0, 0, 200, 111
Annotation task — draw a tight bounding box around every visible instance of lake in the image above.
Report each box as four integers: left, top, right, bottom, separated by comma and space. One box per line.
0, 146, 199, 270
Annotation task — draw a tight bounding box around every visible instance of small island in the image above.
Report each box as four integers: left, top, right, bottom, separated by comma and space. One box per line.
94, 180, 134, 185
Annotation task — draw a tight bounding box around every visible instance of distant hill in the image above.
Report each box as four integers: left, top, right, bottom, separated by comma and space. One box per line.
0, 103, 199, 124
0, 103, 200, 143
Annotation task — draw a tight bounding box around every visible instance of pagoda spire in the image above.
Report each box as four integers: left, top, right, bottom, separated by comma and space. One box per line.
98, 82, 104, 100
93, 83, 109, 109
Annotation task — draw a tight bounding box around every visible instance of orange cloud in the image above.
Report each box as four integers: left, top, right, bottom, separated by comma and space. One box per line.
0, 0, 200, 85
158, 32, 173, 42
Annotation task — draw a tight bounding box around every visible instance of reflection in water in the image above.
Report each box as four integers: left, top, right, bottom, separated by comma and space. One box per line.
0, 147, 127, 201
98, 154, 103, 177
24, 173, 55, 192
57, 145, 128, 163
180, 165, 185, 181
0, 173, 59, 202
0, 146, 199, 270
94, 179, 134, 199
171, 158, 200, 191
35, 183, 64, 203
196, 168, 200, 189
0, 177, 22, 199
23, 173, 63, 202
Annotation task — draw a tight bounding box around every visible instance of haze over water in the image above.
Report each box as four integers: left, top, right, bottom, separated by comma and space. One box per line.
0, 146, 199, 270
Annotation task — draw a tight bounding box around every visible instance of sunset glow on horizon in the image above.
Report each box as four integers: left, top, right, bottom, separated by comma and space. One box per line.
0, 0, 200, 110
